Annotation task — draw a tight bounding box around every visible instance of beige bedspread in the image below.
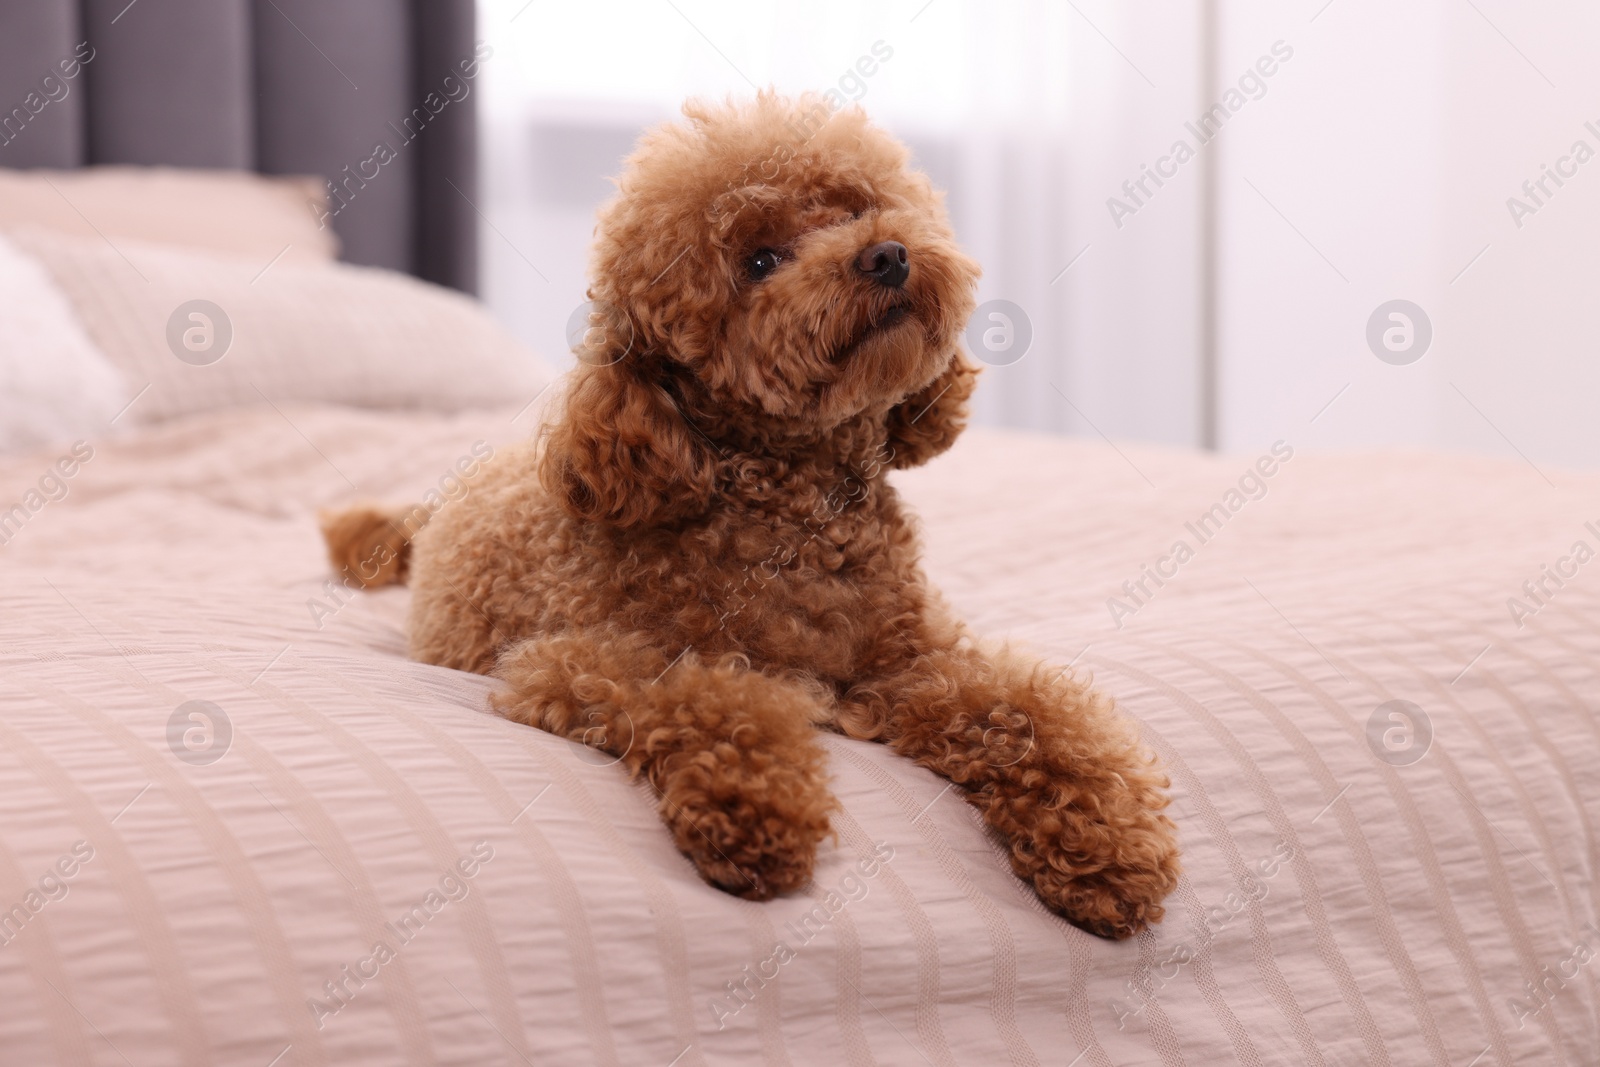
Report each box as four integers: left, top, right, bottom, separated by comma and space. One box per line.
1, 403, 1596, 1066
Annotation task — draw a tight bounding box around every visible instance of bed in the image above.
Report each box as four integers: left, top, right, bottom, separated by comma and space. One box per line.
3, 344, 1599, 1065
3, 5, 1599, 1066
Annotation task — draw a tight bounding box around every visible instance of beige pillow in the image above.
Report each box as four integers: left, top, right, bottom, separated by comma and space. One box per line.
11, 227, 553, 424
0, 166, 338, 265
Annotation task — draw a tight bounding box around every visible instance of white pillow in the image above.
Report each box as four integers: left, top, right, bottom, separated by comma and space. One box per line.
0, 231, 129, 452
10, 227, 553, 424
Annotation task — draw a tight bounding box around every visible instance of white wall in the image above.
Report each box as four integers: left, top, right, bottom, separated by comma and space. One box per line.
1434, 1, 1600, 471
1217, 0, 1600, 470
1216, 0, 1448, 455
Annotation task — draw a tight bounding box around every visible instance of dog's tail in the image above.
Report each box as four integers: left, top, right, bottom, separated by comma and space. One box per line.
318, 504, 431, 588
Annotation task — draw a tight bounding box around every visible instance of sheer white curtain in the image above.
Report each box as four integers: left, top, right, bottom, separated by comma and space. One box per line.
476, 0, 1210, 447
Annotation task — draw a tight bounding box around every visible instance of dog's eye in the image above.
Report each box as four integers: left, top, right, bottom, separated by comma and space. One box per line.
746, 248, 782, 281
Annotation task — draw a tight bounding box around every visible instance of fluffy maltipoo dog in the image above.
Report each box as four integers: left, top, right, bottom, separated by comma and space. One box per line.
324, 93, 1179, 938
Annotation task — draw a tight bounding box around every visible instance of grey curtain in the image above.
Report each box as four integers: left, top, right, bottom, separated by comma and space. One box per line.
0, 0, 478, 293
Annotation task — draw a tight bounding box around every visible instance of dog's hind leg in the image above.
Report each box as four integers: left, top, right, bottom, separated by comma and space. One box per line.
494, 628, 838, 899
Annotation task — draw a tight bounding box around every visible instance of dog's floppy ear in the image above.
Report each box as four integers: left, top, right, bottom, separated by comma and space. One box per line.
883, 352, 979, 470
540, 359, 719, 528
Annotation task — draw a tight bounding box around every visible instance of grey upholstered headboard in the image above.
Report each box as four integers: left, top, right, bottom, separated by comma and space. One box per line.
0, 0, 478, 293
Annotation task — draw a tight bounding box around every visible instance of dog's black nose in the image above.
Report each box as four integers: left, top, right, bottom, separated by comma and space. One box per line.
856, 240, 910, 288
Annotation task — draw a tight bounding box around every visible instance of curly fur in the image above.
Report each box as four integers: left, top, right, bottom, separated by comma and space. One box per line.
323, 93, 1179, 938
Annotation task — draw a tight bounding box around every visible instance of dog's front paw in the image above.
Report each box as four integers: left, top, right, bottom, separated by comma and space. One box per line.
1025, 817, 1180, 939
657, 750, 835, 900
984, 770, 1181, 939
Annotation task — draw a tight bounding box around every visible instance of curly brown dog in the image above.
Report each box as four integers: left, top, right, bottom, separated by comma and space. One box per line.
323, 93, 1179, 939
